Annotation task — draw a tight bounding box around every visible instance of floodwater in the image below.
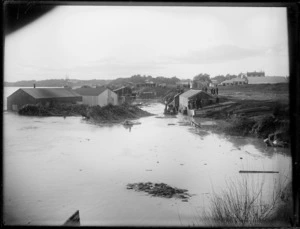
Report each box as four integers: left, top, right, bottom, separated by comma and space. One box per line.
3, 87, 291, 226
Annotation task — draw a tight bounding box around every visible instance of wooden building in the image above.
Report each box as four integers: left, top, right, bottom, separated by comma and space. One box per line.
179, 89, 215, 116
113, 86, 134, 104
7, 88, 82, 111
74, 87, 118, 107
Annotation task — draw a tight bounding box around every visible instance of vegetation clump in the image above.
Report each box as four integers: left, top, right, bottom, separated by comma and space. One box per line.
85, 103, 153, 123
204, 177, 292, 226
18, 103, 152, 123
127, 182, 191, 201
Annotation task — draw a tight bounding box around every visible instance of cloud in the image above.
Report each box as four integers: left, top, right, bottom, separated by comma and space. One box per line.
168, 44, 265, 65
264, 43, 288, 56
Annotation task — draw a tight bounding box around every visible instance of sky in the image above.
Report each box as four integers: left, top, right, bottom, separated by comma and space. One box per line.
4, 5, 289, 82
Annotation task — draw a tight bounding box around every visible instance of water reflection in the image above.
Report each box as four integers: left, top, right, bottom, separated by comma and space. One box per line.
123, 124, 132, 132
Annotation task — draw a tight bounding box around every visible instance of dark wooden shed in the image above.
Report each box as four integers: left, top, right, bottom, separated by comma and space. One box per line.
7, 88, 82, 111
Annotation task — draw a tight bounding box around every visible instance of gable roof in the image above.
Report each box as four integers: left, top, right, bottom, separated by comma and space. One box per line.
74, 87, 108, 96
232, 78, 247, 82
20, 88, 81, 99
113, 86, 131, 92
247, 77, 287, 84
180, 89, 211, 99
221, 79, 234, 84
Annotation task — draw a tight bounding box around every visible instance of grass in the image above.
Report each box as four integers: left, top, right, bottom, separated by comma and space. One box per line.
203, 175, 292, 227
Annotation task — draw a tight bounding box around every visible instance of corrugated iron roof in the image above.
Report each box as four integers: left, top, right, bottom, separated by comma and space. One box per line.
113, 86, 131, 92
232, 78, 247, 82
247, 77, 287, 84
221, 79, 234, 84
74, 87, 108, 96
21, 88, 81, 99
180, 89, 211, 99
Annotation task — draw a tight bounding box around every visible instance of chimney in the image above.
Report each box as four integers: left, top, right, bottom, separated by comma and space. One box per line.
34, 84, 36, 88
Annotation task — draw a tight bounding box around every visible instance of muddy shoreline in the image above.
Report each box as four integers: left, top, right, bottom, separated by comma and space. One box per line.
17, 103, 153, 123
186, 96, 290, 148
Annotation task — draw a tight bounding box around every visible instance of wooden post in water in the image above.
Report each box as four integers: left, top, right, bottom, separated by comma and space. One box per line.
63, 210, 80, 226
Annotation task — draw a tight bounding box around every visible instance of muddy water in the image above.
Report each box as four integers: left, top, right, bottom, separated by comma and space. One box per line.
3, 89, 291, 226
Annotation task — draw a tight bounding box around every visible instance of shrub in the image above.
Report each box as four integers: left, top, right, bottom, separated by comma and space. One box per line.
203, 176, 292, 226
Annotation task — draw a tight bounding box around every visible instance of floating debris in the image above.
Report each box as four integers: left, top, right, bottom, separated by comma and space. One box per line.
126, 182, 191, 200
239, 170, 279, 173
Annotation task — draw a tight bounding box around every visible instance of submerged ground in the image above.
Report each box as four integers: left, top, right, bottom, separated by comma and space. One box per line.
3, 84, 292, 226
3, 102, 291, 226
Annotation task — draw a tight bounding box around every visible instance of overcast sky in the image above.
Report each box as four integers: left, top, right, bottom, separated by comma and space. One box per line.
4, 6, 289, 82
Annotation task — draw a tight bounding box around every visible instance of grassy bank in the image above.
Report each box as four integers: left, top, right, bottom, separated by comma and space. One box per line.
196, 100, 290, 146
18, 103, 153, 123
193, 84, 289, 145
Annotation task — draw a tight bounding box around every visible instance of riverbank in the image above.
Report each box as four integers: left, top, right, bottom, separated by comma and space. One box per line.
189, 83, 289, 147
17, 103, 153, 123
192, 99, 289, 147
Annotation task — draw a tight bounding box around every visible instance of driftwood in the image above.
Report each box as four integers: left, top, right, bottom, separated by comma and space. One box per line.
239, 170, 279, 174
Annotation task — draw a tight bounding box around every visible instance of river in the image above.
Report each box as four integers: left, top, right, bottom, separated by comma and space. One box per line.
3, 87, 291, 226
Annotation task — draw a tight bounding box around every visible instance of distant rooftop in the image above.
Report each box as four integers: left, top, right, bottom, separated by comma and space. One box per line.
20, 88, 81, 99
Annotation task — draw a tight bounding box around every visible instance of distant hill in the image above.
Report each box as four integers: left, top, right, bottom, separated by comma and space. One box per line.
4, 75, 181, 88
108, 75, 180, 88
4, 79, 112, 87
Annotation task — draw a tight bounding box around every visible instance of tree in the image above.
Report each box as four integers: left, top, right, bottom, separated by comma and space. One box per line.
193, 73, 211, 83
211, 75, 226, 84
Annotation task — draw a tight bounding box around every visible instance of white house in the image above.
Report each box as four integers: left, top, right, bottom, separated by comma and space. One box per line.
74, 87, 118, 106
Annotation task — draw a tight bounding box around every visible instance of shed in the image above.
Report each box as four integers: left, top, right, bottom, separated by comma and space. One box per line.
232, 78, 248, 85
7, 88, 82, 111
74, 87, 118, 107
113, 86, 134, 104
179, 89, 215, 115
113, 86, 132, 96
221, 79, 234, 86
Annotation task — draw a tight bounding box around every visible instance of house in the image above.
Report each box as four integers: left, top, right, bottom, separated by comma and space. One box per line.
220, 77, 248, 86
167, 92, 183, 111
7, 88, 82, 111
74, 87, 118, 107
232, 78, 248, 85
113, 86, 134, 104
221, 79, 234, 86
179, 89, 215, 116
113, 86, 132, 97
247, 71, 265, 77
247, 76, 288, 84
